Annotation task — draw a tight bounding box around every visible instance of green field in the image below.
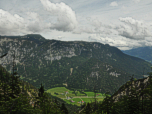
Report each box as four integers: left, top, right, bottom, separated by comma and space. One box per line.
84, 92, 111, 97
45, 87, 110, 106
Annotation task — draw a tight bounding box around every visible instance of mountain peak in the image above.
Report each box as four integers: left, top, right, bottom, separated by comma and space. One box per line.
24, 34, 45, 39
22, 34, 47, 44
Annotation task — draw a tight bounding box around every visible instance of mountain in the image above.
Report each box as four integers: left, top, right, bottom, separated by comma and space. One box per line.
0, 34, 46, 46
0, 34, 152, 96
79, 75, 152, 114
1, 56, 152, 114
0, 60, 78, 114
110, 75, 152, 103
121, 46, 152, 64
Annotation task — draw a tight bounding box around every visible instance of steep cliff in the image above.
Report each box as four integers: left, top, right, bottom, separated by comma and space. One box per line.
110, 76, 152, 103
0, 34, 151, 95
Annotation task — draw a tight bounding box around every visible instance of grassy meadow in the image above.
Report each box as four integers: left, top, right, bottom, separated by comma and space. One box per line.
45, 87, 111, 106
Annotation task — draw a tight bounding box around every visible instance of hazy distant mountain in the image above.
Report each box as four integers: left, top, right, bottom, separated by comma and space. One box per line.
0, 34, 151, 95
121, 46, 152, 64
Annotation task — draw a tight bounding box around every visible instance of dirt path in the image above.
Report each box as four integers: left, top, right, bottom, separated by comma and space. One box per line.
61, 96, 105, 99
80, 98, 83, 101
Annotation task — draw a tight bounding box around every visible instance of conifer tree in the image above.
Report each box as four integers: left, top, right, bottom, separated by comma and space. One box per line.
140, 67, 146, 114
38, 83, 44, 98
142, 73, 152, 113
98, 91, 112, 114
84, 102, 91, 114
121, 74, 140, 114
60, 103, 68, 114
0, 53, 8, 81
54, 98, 61, 109
35, 82, 45, 109
9, 51, 21, 99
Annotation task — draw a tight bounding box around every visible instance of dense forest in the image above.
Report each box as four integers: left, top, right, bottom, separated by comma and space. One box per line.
1, 35, 151, 96
0, 53, 71, 114
1, 52, 152, 114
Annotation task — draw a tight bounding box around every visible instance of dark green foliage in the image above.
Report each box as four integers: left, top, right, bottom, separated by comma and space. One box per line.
1, 35, 152, 95
60, 103, 68, 114
79, 70, 152, 114
98, 92, 113, 114
84, 103, 91, 114
2, 36, 152, 114
122, 46, 152, 64
0, 52, 67, 114
38, 83, 44, 97
1, 94, 41, 114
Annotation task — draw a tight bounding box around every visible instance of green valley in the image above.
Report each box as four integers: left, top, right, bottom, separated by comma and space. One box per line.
1, 34, 152, 114
45, 87, 110, 106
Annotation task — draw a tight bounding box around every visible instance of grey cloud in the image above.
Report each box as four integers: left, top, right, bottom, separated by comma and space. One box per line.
40, 0, 78, 32
0, 9, 51, 35
73, 18, 113, 35
26, 12, 50, 33
27, 22, 43, 33
117, 17, 152, 40
0, 9, 27, 35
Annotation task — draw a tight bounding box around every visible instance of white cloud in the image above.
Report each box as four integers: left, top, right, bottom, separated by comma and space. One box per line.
0, 9, 27, 35
40, 0, 78, 32
110, 1, 118, 7
73, 18, 113, 35
0, 0, 152, 50
87, 34, 152, 50
26, 12, 51, 33
73, 26, 94, 34
0, 9, 51, 35
116, 17, 152, 40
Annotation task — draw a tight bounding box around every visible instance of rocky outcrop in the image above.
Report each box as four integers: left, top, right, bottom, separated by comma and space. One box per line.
110, 76, 152, 103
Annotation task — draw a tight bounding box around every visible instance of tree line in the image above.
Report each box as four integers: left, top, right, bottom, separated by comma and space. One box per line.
1, 52, 152, 114
0, 52, 69, 114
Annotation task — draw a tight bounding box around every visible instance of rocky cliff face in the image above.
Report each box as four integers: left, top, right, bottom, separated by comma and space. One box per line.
0, 36, 77, 71
0, 34, 151, 94
0, 35, 151, 76
110, 76, 152, 103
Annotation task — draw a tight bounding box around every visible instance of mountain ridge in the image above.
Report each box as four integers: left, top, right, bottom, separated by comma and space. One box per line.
0, 34, 151, 95
122, 46, 152, 64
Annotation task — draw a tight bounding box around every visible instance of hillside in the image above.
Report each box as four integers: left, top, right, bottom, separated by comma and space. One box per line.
1, 61, 152, 114
0, 34, 152, 96
110, 75, 152, 102
1, 36, 152, 113
121, 46, 152, 64
79, 75, 152, 114
0, 59, 80, 114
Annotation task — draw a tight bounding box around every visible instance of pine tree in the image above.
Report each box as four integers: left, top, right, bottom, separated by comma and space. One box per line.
38, 83, 44, 98
60, 103, 68, 114
35, 82, 45, 109
54, 98, 61, 109
84, 102, 91, 114
141, 75, 152, 113
0, 53, 8, 82
122, 74, 140, 114
139, 67, 146, 114
9, 51, 21, 99
98, 91, 112, 114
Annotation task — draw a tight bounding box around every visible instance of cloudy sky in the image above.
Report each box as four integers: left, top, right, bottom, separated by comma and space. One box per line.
0, 0, 152, 50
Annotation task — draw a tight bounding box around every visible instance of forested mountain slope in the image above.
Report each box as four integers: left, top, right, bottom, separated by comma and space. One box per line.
80, 75, 152, 114
122, 46, 152, 64
0, 61, 78, 114
0, 34, 151, 95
